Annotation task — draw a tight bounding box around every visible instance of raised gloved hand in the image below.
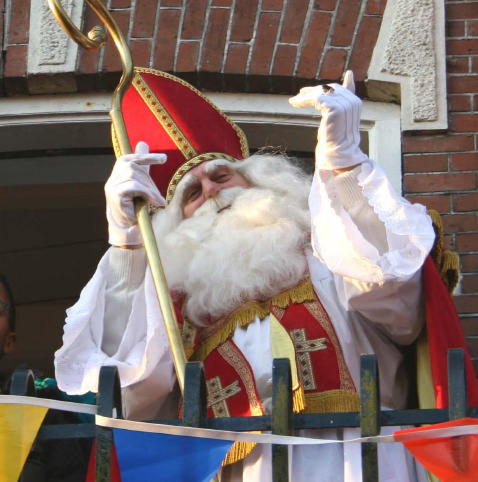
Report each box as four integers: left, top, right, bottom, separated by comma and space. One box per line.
289, 71, 368, 170
105, 141, 167, 247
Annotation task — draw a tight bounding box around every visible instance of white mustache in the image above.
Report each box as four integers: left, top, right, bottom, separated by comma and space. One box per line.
192, 186, 247, 218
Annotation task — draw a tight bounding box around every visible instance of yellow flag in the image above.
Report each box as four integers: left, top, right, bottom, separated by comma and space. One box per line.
0, 404, 48, 482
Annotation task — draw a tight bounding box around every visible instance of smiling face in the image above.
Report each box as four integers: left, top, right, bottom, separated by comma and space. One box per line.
180, 161, 250, 218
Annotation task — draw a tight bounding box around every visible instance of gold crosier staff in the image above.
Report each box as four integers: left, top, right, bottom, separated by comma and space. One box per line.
46, 0, 187, 392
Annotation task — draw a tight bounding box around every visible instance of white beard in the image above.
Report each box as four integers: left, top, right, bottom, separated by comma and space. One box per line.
155, 184, 311, 326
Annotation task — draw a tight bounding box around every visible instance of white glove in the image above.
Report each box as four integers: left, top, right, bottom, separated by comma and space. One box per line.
289, 71, 368, 170
105, 141, 167, 246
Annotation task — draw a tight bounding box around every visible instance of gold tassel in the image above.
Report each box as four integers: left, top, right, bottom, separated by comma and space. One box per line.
428, 209, 444, 267
293, 385, 306, 413
222, 440, 257, 466
271, 279, 316, 308
440, 250, 461, 293
304, 390, 360, 414
193, 279, 317, 361
192, 301, 270, 361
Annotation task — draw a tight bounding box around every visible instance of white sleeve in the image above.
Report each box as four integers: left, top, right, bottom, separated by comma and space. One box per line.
54, 247, 176, 417
308, 159, 435, 344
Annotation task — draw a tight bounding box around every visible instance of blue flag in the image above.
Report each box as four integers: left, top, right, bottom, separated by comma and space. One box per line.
113, 427, 233, 482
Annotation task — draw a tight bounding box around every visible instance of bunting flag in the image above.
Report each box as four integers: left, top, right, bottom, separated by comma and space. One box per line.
395, 418, 478, 482
0, 403, 48, 482
112, 428, 233, 482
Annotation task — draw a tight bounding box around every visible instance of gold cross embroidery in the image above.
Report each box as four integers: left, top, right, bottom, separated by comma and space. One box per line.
206, 376, 241, 417
290, 328, 327, 391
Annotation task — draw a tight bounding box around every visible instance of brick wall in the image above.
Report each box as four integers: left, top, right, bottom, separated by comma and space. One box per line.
1, 0, 477, 361
403, 0, 478, 368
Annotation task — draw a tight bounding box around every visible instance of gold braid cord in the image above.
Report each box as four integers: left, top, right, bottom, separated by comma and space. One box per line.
428, 209, 460, 292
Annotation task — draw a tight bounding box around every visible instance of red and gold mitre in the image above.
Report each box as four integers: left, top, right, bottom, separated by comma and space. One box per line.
114, 67, 249, 201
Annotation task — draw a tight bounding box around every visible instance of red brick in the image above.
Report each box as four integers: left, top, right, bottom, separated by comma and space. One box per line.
454, 294, 478, 314
111, 0, 131, 7
130, 39, 151, 67
461, 317, 478, 337
446, 3, 478, 20
176, 41, 200, 72
349, 16, 382, 80
444, 234, 454, 251
451, 152, 478, 171
462, 254, 478, 272
403, 134, 475, 153
448, 76, 478, 94
447, 39, 478, 55
153, 9, 181, 71
272, 44, 297, 76
451, 113, 478, 132
475, 94, 478, 110
200, 8, 230, 71
330, 1, 361, 47
405, 194, 451, 213
404, 173, 477, 193
463, 274, 478, 294
314, 0, 337, 11
103, 10, 130, 71
454, 192, 478, 212
212, 0, 232, 5
443, 213, 478, 233
296, 11, 331, 78
403, 154, 449, 173
182, 0, 207, 39
447, 57, 469, 74
469, 20, 478, 36
319, 48, 347, 80
131, 0, 156, 38
262, 0, 283, 10
448, 94, 472, 112
250, 12, 281, 75
224, 44, 250, 73
4, 45, 27, 77
456, 233, 478, 252
8, 0, 30, 44
160, 0, 182, 5
280, 0, 309, 43
366, 0, 387, 15
447, 20, 465, 38
78, 6, 101, 74
231, 0, 259, 42
473, 57, 478, 73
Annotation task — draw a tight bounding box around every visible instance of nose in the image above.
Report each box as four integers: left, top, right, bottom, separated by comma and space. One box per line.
202, 179, 221, 199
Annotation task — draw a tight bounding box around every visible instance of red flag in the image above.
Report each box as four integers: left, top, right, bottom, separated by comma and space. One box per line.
395, 418, 478, 481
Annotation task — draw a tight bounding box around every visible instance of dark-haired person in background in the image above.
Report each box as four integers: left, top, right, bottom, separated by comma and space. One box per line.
0, 273, 92, 481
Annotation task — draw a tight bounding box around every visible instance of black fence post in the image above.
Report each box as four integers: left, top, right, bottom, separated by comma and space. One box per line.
272, 358, 292, 482
360, 354, 380, 482
448, 348, 467, 420
96, 366, 123, 482
183, 361, 207, 428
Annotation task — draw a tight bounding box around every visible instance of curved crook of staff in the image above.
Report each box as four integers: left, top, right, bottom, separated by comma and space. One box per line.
46, 0, 187, 393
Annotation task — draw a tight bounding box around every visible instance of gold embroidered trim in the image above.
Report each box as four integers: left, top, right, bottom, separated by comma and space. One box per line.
217, 341, 263, 467
206, 377, 241, 418
304, 390, 360, 414
217, 342, 263, 416
133, 72, 198, 159
135, 67, 250, 159
182, 320, 197, 360
166, 151, 239, 201
192, 279, 316, 362
304, 301, 356, 392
